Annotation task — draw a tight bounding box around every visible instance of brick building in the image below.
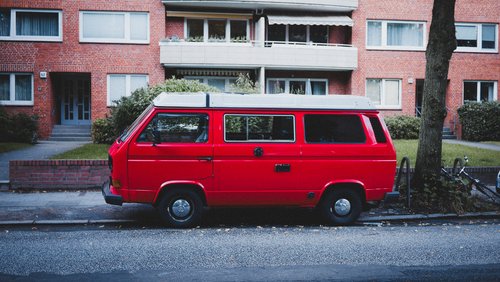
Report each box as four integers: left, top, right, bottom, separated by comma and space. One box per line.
0, 0, 498, 139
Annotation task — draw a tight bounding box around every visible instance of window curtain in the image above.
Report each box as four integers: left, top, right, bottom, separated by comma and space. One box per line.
480, 82, 494, 102
83, 13, 124, 39
15, 75, 31, 101
109, 75, 126, 104
0, 10, 10, 36
130, 13, 147, 41
130, 76, 148, 93
387, 23, 423, 47
16, 12, 58, 36
0, 75, 10, 100
367, 22, 381, 46
384, 80, 400, 106
366, 79, 381, 105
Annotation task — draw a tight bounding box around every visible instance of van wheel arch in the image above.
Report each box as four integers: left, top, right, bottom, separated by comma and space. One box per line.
320, 183, 366, 207
154, 184, 207, 208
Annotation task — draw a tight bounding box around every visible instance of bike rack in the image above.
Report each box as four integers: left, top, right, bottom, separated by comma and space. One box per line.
395, 157, 411, 208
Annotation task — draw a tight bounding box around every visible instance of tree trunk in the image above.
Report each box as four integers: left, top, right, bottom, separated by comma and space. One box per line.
413, 0, 456, 187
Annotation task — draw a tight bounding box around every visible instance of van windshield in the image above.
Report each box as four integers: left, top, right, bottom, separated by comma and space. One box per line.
119, 104, 154, 142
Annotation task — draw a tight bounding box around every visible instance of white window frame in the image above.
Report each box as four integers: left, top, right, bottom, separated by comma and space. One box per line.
0, 9, 62, 42
184, 18, 250, 44
365, 78, 402, 109
462, 80, 498, 103
223, 114, 296, 143
80, 11, 150, 44
185, 76, 237, 91
107, 74, 149, 106
0, 73, 34, 106
266, 78, 328, 95
455, 23, 498, 53
366, 20, 426, 51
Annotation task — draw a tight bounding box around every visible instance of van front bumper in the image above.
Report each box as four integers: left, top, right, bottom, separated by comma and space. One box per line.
102, 180, 123, 206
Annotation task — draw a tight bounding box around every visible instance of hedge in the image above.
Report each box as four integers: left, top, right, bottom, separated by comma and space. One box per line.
0, 106, 39, 143
385, 115, 421, 139
458, 102, 500, 141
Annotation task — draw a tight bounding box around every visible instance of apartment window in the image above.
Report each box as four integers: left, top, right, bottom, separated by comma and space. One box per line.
367, 20, 425, 50
304, 114, 366, 144
185, 76, 237, 92
224, 114, 295, 142
267, 79, 328, 95
366, 79, 401, 108
80, 11, 149, 44
186, 18, 249, 43
456, 23, 497, 52
0, 73, 33, 106
267, 24, 329, 44
463, 81, 497, 103
107, 74, 148, 106
0, 9, 62, 41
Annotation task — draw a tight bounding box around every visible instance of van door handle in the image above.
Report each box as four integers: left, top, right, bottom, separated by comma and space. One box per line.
198, 156, 213, 161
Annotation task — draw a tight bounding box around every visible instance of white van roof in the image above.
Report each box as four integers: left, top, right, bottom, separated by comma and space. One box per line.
153, 92, 376, 110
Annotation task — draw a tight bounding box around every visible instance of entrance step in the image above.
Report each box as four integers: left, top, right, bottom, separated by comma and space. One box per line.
49, 125, 92, 142
442, 127, 457, 140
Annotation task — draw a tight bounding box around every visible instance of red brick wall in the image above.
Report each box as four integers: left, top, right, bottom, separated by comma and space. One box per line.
353, 0, 500, 131
165, 16, 184, 39
9, 160, 109, 190
0, 0, 165, 138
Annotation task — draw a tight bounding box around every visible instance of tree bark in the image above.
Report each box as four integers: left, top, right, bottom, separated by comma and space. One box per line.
413, 0, 456, 186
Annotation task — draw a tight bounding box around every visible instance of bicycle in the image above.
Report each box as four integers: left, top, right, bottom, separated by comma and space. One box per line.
442, 156, 500, 204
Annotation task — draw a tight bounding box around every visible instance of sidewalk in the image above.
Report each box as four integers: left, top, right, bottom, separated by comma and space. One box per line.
0, 191, 497, 226
443, 139, 500, 151
0, 141, 89, 181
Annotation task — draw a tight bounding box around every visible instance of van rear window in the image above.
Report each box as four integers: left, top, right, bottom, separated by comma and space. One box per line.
224, 114, 295, 142
304, 114, 366, 144
369, 116, 387, 143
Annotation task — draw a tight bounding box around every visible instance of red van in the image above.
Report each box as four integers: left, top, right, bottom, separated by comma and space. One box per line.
102, 93, 397, 227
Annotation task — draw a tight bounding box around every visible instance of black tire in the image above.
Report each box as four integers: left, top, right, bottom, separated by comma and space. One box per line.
319, 188, 362, 226
158, 189, 203, 228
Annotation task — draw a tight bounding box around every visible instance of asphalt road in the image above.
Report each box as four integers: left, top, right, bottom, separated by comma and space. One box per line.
0, 221, 499, 281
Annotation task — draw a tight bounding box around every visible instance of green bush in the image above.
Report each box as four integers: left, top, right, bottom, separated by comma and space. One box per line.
92, 118, 116, 144
458, 102, 500, 141
385, 115, 421, 139
92, 78, 219, 143
0, 107, 38, 143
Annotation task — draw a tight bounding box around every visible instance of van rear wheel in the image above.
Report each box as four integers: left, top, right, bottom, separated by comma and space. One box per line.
319, 188, 362, 225
158, 189, 203, 228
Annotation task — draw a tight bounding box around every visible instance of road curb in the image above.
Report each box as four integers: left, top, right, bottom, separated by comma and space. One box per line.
0, 212, 497, 226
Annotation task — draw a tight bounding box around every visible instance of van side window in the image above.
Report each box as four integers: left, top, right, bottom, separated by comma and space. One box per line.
225, 115, 295, 142
369, 117, 387, 143
304, 114, 366, 144
137, 113, 209, 143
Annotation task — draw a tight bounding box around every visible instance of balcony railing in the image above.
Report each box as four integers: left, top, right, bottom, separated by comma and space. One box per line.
160, 40, 358, 70
162, 0, 358, 12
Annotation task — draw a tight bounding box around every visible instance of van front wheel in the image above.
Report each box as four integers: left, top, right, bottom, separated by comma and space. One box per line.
158, 189, 203, 228
319, 188, 362, 225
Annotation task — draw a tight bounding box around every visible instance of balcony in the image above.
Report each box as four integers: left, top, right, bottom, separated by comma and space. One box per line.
160, 41, 358, 71
162, 0, 358, 12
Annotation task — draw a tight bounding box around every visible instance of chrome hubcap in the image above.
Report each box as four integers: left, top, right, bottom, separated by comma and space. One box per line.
334, 198, 351, 216
171, 199, 191, 218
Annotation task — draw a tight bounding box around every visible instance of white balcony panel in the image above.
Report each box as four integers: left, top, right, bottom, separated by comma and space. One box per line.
160, 43, 357, 70
162, 0, 358, 12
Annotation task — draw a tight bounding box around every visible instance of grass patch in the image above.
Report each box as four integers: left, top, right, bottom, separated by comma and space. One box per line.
0, 142, 32, 154
50, 144, 110, 160
394, 140, 500, 167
